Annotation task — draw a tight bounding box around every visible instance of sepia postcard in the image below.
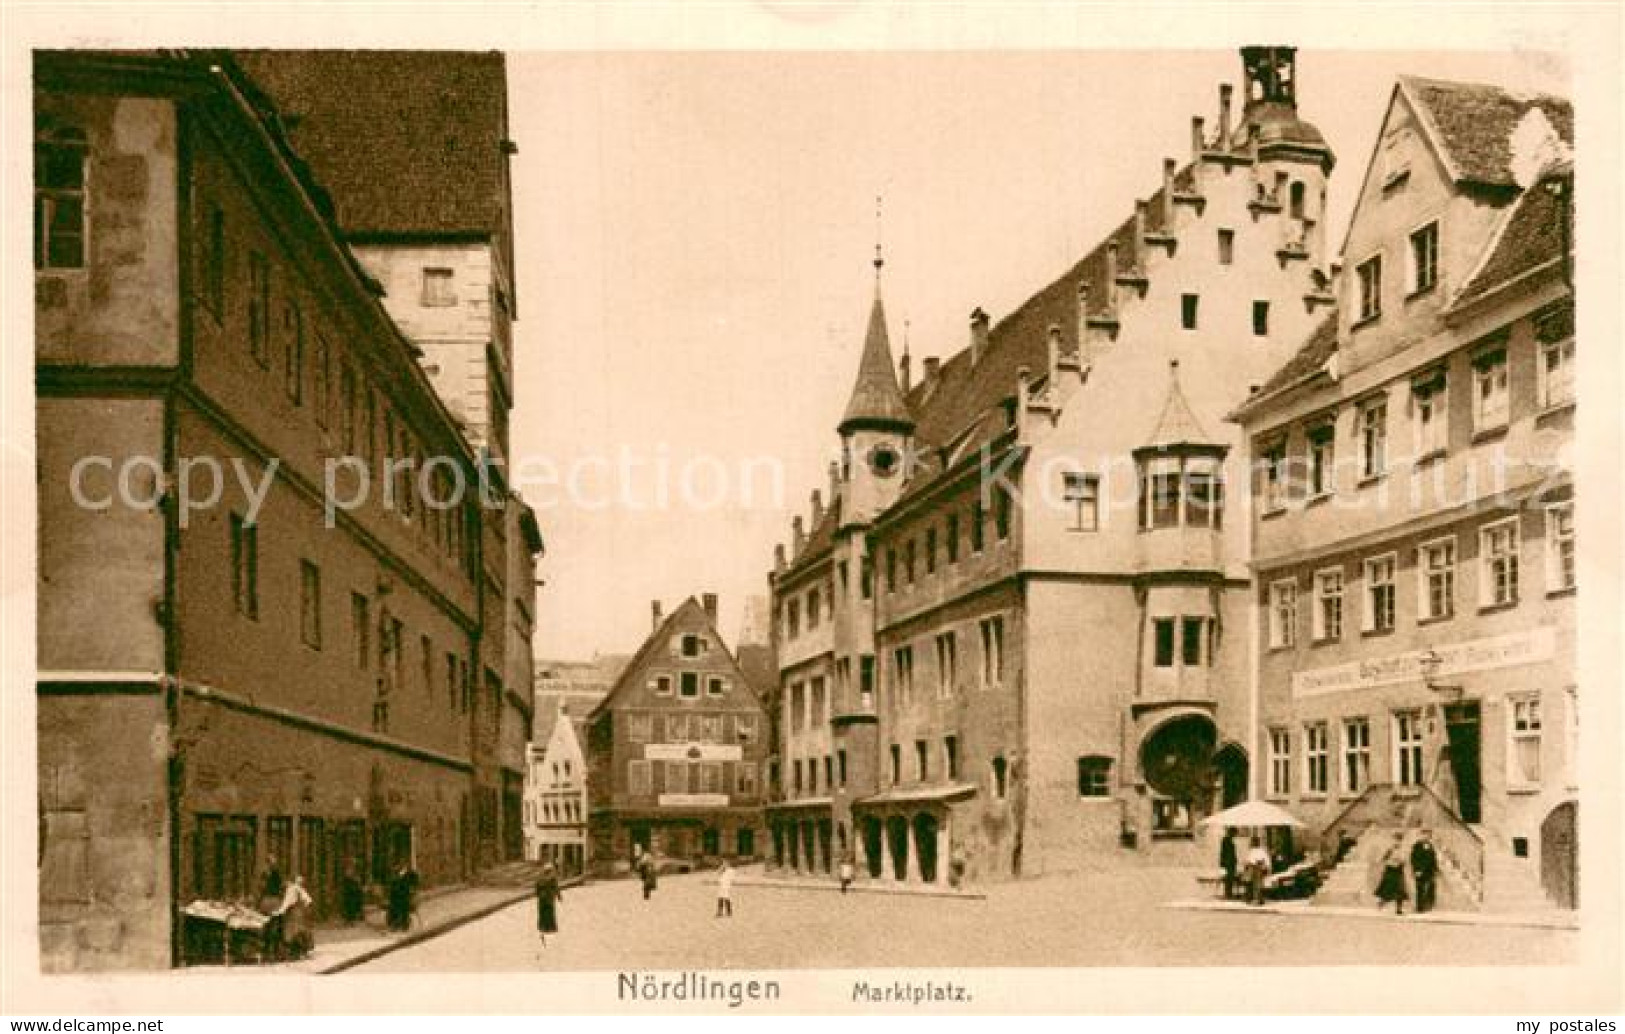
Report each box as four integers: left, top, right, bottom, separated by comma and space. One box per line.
2, 1, 1621, 1019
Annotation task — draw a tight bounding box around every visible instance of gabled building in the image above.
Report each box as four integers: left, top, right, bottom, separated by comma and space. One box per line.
524, 702, 589, 876
767, 47, 1339, 885
1230, 76, 1575, 911
585, 596, 769, 872
237, 51, 541, 868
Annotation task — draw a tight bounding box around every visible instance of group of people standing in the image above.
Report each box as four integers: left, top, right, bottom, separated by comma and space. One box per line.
1217, 830, 1277, 906
1375, 829, 1440, 915
254, 861, 315, 960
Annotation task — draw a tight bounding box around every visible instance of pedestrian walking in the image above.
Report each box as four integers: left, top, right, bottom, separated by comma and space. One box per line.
838, 855, 855, 894
535, 863, 562, 945
640, 852, 658, 901
715, 860, 734, 918
1218, 828, 1239, 900
1374, 832, 1409, 915
1409, 828, 1439, 914
1244, 835, 1271, 906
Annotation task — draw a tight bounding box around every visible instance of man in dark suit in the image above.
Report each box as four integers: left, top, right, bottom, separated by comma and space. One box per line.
1410, 829, 1439, 914
1219, 828, 1239, 900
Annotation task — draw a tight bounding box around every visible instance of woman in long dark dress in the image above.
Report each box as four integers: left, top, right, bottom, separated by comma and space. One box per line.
1374, 832, 1409, 914
535, 863, 561, 944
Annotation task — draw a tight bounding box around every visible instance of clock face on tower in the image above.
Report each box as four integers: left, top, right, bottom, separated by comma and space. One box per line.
867, 443, 901, 478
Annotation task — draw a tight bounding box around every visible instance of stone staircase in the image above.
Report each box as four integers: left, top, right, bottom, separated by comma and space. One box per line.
1312, 827, 1476, 911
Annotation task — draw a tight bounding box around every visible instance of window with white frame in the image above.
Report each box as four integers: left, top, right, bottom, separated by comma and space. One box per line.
1356, 255, 1383, 322
1307, 422, 1335, 497
979, 616, 1005, 689
1508, 694, 1543, 788
1063, 472, 1100, 531
1304, 722, 1329, 795
1480, 518, 1520, 608
1540, 336, 1575, 409
1267, 728, 1292, 796
1546, 502, 1575, 592
1363, 554, 1397, 633
1268, 580, 1298, 649
1419, 537, 1456, 621
1342, 716, 1371, 794
1260, 438, 1287, 512
1360, 398, 1388, 478
1393, 710, 1424, 787
1407, 221, 1439, 294
1411, 368, 1448, 457
1313, 568, 1344, 642
1473, 346, 1510, 430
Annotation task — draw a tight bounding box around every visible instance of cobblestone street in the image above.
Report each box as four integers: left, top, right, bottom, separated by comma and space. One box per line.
357, 867, 1578, 971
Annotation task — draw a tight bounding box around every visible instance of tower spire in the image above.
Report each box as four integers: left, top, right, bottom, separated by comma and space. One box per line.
839, 220, 914, 437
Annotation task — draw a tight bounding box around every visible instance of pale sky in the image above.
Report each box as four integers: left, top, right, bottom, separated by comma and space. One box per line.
507, 48, 1570, 661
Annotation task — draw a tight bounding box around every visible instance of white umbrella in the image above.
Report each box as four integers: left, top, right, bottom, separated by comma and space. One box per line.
1201, 799, 1304, 829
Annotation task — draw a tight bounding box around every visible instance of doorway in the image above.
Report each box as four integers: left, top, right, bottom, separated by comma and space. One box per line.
1541, 801, 1578, 909
702, 826, 720, 857
862, 816, 884, 879
912, 813, 940, 883
1211, 744, 1249, 810
1443, 702, 1482, 824
886, 815, 909, 880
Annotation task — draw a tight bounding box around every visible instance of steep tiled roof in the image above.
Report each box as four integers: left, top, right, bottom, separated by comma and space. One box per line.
782, 500, 839, 577
1234, 312, 1339, 418
839, 288, 915, 433
235, 50, 510, 237
1401, 76, 1573, 188
1451, 165, 1572, 310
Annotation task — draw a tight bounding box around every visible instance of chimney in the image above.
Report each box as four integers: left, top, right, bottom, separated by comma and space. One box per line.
1162, 158, 1177, 225
828, 460, 841, 501
923, 356, 941, 383
774, 543, 786, 572
1133, 200, 1148, 250
792, 515, 805, 552
811, 488, 824, 525
970, 308, 990, 364
702, 593, 718, 624
1218, 83, 1233, 151
651, 600, 663, 632
1191, 115, 1206, 161
1047, 324, 1063, 386
1014, 366, 1031, 436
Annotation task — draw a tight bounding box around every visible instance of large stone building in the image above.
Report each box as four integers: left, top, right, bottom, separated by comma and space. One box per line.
766, 47, 1340, 885
1231, 77, 1575, 911
237, 50, 541, 867
585, 597, 769, 872
33, 50, 530, 970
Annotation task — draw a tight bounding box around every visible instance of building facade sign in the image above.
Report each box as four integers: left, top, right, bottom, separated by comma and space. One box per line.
657, 793, 731, 808
644, 743, 743, 762
1292, 627, 1558, 698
